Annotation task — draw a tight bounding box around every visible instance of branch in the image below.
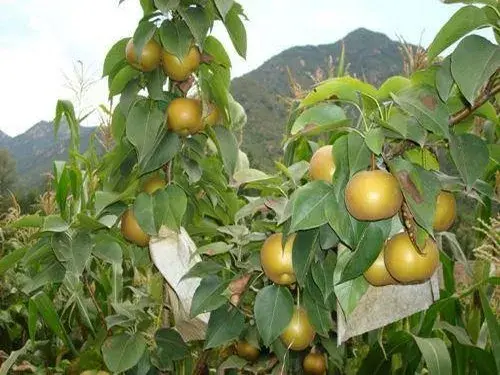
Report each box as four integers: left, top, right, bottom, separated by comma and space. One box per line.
85, 279, 110, 335
449, 84, 500, 126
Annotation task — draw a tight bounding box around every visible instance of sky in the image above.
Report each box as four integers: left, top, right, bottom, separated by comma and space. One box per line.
0, 0, 472, 137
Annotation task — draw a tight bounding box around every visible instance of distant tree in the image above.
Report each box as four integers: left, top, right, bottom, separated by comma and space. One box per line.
0, 149, 17, 209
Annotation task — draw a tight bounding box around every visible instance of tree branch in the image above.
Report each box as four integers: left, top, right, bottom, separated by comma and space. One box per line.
449, 84, 500, 126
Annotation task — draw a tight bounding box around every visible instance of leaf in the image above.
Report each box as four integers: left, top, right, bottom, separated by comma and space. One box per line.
102, 333, 147, 373
110, 65, 141, 96
155, 328, 189, 361
303, 290, 333, 337
205, 304, 245, 349
412, 335, 452, 375
103, 38, 129, 77
0, 247, 27, 276
325, 197, 368, 250
365, 127, 384, 155
291, 103, 346, 135
133, 193, 156, 235
204, 36, 231, 67
179, 6, 210, 47
31, 292, 76, 354
377, 76, 411, 100
132, 18, 157, 58
292, 228, 320, 286
300, 76, 378, 108
154, 185, 187, 232
126, 99, 165, 165
181, 260, 224, 280
427, 6, 491, 61
158, 19, 192, 59
154, 0, 180, 13
451, 35, 500, 104
22, 261, 66, 294
224, 5, 247, 58
254, 285, 294, 346
196, 241, 233, 256
434, 321, 473, 346
140, 131, 181, 174
232, 168, 273, 186
348, 131, 371, 175
290, 181, 334, 231
436, 56, 454, 102
404, 148, 440, 171
190, 275, 228, 317
333, 249, 369, 316
212, 125, 239, 177
390, 157, 441, 234
449, 133, 489, 189
392, 85, 450, 138
0, 340, 31, 375
214, 0, 234, 20
93, 239, 123, 264
339, 225, 384, 283
479, 288, 500, 373
42, 215, 70, 232
52, 232, 92, 275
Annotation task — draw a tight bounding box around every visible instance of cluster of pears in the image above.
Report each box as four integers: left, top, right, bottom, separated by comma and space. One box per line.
125, 38, 219, 136
120, 175, 167, 247
309, 145, 457, 286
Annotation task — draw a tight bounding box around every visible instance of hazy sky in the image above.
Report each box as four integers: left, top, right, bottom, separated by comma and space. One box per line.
0, 0, 468, 136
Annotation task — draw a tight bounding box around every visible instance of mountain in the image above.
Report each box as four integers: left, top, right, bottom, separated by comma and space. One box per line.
0, 121, 95, 191
231, 27, 405, 169
1, 28, 406, 190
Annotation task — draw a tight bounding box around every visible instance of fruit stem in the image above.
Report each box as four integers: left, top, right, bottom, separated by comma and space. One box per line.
370, 153, 377, 171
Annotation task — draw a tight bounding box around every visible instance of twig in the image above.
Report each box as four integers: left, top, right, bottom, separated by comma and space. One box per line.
85, 279, 110, 335
449, 84, 500, 126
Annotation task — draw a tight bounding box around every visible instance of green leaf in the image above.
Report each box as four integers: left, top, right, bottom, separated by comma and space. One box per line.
390, 157, 441, 234
404, 148, 440, 171
179, 6, 210, 47
224, 5, 247, 58
103, 38, 129, 77
451, 35, 500, 104
132, 19, 157, 58
334, 249, 369, 316
303, 290, 333, 337
290, 181, 334, 231
339, 225, 384, 283
0, 247, 27, 276
158, 19, 192, 59
190, 275, 228, 317
22, 261, 66, 294
427, 6, 491, 61
153, 184, 187, 232
127, 100, 165, 165
214, 0, 234, 20
195, 241, 233, 256
291, 103, 346, 135
9, 214, 43, 228
93, 239, 123, 264
181, 260, 224, 280
212, 125, 239, 177
52, 232, 92, 275
155, 328, 189, 361
102, 333, 147, 373
434, 321, 473, 346
154, 0, 180, 13
42, 215, 69, 233
110, 65, 141, 96
254, 285, 294, 346
392, 85, 450, 138
377, 76, 411, 100
300, 76, 378, 108
436, 56, 454, 102
449, 133, 489, 189
412, 335, 452, 375
133, 193, 156, 235
140, 131, 181, 175
358, 331, 413, 374
205, 304, 245, 349
292, 228, 320, 286
204, 36, 231, 67
31, 291, 76, 354
365, 127, 384, 155
348, 132, 371, 175
385, 107, 427, 145
479, 288, 500, 373
0, 340, 31, 375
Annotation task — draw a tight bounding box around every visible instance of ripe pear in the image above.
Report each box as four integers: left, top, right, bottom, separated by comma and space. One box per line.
281, 307, 316, 351
433, 191, 456, 232
260, 233, 296, 285
121, 209, 150, 247
125, 38, 161, 72
309, 145, 335, 182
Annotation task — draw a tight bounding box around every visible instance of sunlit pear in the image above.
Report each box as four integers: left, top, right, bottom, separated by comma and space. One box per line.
260, 233, 296, 285
166, 98, 203, 136
120, 209, 150, 247
309, 145, 335, 182
162, 46, 201, 81
125, 38, 161, 72
384, 232, 439, 283
345, 170, 403, 221
363, 248, 398, 286
433, 191, 456, 232
281, 307, 316, 351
